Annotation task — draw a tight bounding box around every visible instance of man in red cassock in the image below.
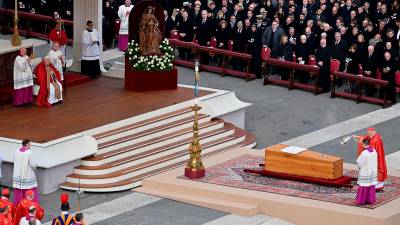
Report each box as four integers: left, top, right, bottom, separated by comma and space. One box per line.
48, 19, 68, 55
35, 57, 63, 108
0, 189, 15, 223
14, 190, 44, 225
354, 127, 387, 190
0, 206, 13, 225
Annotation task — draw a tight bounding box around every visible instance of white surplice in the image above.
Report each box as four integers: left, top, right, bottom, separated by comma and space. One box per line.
13, 148, 37, 189
118, 4, 134, 35
13, 55, 33, 90
81, 29, 101, 61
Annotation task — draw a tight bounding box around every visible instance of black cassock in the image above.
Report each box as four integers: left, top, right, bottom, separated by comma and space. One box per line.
315, 46, 332, 92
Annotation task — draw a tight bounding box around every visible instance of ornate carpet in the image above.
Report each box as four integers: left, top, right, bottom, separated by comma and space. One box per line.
179, 154, 400, 209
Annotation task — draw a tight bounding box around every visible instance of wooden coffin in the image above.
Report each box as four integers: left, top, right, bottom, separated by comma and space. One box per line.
264, 144, 343, 180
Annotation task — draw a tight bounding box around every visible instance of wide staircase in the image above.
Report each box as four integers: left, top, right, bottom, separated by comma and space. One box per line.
60, 106, 256, 192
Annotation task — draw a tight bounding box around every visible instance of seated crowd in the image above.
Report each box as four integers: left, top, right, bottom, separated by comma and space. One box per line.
2, 0, 399, 103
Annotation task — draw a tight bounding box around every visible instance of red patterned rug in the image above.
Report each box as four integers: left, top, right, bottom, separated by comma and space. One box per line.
179, 154, 400, 209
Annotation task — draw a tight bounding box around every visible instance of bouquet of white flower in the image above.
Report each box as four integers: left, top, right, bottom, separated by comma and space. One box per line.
126, 39, 175, 72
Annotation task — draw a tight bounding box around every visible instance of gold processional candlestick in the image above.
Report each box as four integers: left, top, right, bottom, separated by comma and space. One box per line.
185, 60, 205, 179
11, 0, 21, 47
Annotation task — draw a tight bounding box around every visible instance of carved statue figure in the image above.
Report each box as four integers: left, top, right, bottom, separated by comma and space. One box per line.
139, 6, 162, 55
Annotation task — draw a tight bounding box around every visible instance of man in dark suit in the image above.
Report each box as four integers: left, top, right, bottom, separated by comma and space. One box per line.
177, 10, 194, 60
195, 10, 212, 64
340, 0, 353, 26
262, 21, 285, 57
315, 38, 332, 92
362, 45, 378, 97
331, 32, 348, 72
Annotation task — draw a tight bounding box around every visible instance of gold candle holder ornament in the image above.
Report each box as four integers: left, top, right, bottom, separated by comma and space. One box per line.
11, 0, 21, 47
184, 60, 205, 179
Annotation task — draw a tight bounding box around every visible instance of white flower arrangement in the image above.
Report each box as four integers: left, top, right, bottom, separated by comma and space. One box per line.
126, 39, 175, 72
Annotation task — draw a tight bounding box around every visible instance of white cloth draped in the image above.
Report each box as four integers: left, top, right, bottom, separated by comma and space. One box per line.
13, 149, 37, 189
13, 55, 33, 90
47, 49, 64, 81
118, 4, 134, 35
81, 29, 101, 60
357, 148, 378, 187
48, 79, 63, 105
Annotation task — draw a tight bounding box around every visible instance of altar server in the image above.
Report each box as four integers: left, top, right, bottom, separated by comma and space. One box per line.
35, 57, 63, 107
13, 48, 33, 106
354, 127, 387, 190
117, 0, 133, 51
47, 42, 65, 81
81, 20, 101, 79
356, 138, 377, 205
14, 191, 44, 225
12, 140, 39, 205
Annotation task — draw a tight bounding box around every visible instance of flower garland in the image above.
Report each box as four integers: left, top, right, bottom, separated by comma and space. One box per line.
126, 39, 175, 72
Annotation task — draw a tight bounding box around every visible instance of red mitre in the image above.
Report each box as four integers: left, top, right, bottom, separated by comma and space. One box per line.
367, 127, 376, 132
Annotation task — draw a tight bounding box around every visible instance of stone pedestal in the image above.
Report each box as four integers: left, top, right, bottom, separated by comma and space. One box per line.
184, 167, 205, 179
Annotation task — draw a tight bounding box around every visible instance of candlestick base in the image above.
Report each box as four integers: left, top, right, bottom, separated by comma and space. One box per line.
184, 166, 205, 179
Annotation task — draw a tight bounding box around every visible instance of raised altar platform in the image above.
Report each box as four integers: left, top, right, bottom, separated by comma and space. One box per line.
0, 76, 254, 193
136, 147, 400, 225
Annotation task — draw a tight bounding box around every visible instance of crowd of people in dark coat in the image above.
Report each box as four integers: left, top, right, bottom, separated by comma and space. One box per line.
2, 0, 399, 102
158, 0, 399, 102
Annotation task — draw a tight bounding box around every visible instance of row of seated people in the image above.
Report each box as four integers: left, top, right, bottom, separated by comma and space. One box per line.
169, 28, 399, 104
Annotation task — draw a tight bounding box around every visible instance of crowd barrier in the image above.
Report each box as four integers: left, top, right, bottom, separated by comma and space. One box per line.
263, 57, 322, 95
168, 38, 255, 81
0, 8, 73, 44
331, 71, 390, 108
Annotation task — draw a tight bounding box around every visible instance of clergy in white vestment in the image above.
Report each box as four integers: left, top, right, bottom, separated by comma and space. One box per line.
356, 138, 378, 205
47, 42, 65, 81
81, 20, 101, 79
118, 0, 133, 51
13, 140, 39, 205
13, 48, 34, 106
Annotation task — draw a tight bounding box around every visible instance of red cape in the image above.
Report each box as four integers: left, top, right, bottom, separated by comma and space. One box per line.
0, 213, 12, 225
0, 198, 14, 224
357, 133, 387, 182
35, 62, 62, 108
14, 199, 44, 225
48, 28, 68, 46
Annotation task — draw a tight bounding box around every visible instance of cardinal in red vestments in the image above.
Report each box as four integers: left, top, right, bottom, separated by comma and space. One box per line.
0, 189, 15, 224
0, 207, 13, 225
48, 19, 68, 47
35, 57, 63, 108
14, 190, 44, 225
355, 127, 387, 190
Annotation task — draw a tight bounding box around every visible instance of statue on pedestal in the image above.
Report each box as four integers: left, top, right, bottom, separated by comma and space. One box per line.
139, 6, 162, 55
